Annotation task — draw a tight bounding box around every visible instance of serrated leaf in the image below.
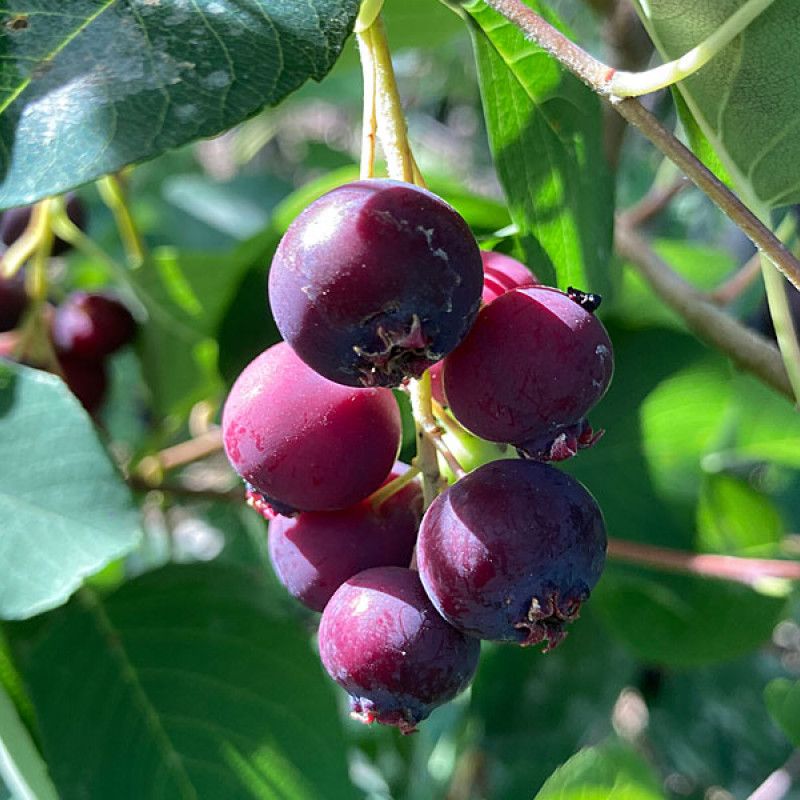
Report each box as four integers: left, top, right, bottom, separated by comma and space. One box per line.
0, 361, 141, 620
5, 563, 353, 800
463, 0, 615, 294
535, 739, 665, 800
765, 679, 800, 746
0, 680, 58, 800
634, 0, 800, 208
0, 0, 360, 208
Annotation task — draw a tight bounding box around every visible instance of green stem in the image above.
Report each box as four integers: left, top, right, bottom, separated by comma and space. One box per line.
97, 173, 147, 268
356, 26, 378, 179
367, 465, 421, 510
355, 0, 384, 32
409, 371, 443, 509
608, 0, 777, 96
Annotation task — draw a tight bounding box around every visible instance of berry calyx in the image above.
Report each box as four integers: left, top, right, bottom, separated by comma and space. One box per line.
268, 179, 483, 388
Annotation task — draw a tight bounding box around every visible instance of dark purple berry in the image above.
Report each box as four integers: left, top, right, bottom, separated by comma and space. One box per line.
0, 193, 87, 256
442, 286, 614, 461
430, 249, 536, 406
51, 292, 136, 362
58, 352, 109, 415
222, 342, 402, 514
268, 179, 483, 388
417, 459, 607, 650
0, 271, 27, 332
268, 465, 422, 611
318, 566, 481, 734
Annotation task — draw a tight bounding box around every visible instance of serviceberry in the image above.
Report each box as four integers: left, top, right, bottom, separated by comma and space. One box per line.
318, 566, 481, 733
268, 179, 483, 388
417, 459, 606, 651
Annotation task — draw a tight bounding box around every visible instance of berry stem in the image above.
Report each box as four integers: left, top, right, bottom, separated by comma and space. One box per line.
97, 173, 148, 268
359, 13, 415, 183
133, 429, 224, 482
367, 464, 421, 510
0, 198, 52, 280
356, 26, 378, 180
409, 371, 444, 509
607, 0, 777, 97
608, 538, 800, 587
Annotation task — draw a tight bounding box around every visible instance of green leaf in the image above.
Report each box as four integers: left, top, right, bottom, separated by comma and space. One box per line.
463, 0, 615, 294
0, 680, 58, 800
535, 739, 665, 800
470, 612, 637, 799
634, 0, 800, 207
133, 246, 255, 420
0, 0, 360, 208
696, 473, 783, 554
0, 361, 141, 620
5, 563, 353, 800
765, 679, 800, 746
593, 568, 786, 668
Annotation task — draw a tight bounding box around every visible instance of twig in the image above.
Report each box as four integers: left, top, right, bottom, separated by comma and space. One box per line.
623, 176, 689, 229
608, 539, 800, 585
127, 476, 244, 504
747, 750, 800, 800
479, 0, 800, 293
708, 249, 763, 305
615, 221, 794, 403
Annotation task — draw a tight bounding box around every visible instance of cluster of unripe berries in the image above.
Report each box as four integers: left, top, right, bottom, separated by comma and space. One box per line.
222, 179, 613, 733
0, 196, 137, 414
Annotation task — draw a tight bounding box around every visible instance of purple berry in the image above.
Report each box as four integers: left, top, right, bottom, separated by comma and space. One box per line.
51, 292, 136, 361
0, 193, 87, 256
0, 271, 27, 332
318, 566, 481, 734
268, 179, 483, 388
417, 459, 607, 651
268, 465, 423, 611
222, 342, 402, 514
442, 286, 614, 461
58, 353, 109, 415
430, 249, 536, 406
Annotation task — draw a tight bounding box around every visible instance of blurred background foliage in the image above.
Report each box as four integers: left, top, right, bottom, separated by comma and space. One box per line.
2, 0, 800, 798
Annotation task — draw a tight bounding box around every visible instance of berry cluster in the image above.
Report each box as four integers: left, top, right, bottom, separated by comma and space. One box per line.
222, 178, 613, 734
0, 198, 137, 414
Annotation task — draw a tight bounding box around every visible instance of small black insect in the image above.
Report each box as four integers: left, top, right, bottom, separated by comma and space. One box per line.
567, 286, 602, 313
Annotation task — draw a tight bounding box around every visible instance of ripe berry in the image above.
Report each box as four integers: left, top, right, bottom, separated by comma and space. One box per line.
0, 272, 27, 332
51, 292, 137, 362
268, 465, 422, 612
58, 352, 109, 415
442, 286, 613, 461
318, 566, 481, 734
417, 459, 607, 650
430, 249, 536, 405
0, 193, 87, 256
268, 179, 483, 388
222, 342, 402, 515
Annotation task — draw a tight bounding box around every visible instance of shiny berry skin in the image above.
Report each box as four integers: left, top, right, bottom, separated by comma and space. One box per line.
222, 342, 402, 514
268, 179, 483, 388
0, 272, 27, 332
318, 566, 481, 734
0, 193, 87, 256
442, 286, 613, 461
430, 249, 536, 406
268, 465, 422, 611
417, 459, 607, 651
51, 292, 136, 361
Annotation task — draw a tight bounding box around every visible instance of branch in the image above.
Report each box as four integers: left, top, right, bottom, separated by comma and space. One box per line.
608, 539, 800, 585
615, 220, 794, 403
127, 476, 244, 504
479, 0, 800, 294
